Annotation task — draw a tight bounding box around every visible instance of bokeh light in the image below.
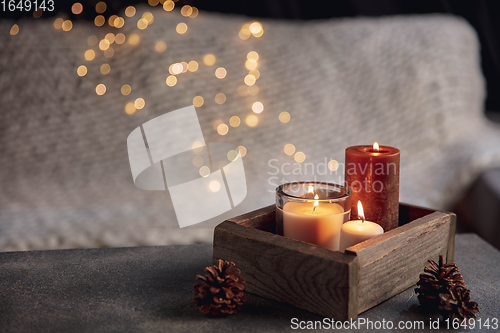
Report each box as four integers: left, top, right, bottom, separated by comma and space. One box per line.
227, 150, 238, 161
245, 60, 258, 70
176, 23, 188, 34
215, 93, 226, 104
209, 180, 221, 192
108, 15, 118, 27
247, 51, 259, 62
96, 84, 106, 96
163, 0, 174, 11
249, 22, 263, 34
87, 35, 98, 46
284, 144, 296, 155
142, 12, 154, 24
54, 18, 63, 29
125, 102, 136, 115
134, 98, 145, 109
114, 17, 125, 28
137, 18, 148, 30
192, 156, 204, 167
217, 124, 229, 135
181, 5, 193, 17
100, 63, 111, 75
77, 65, 87, 77
104, 47, 114, 58
166, 75, 177, 87
203, 54, 216, 66
95, 1, 106, 13
84, 49, 95, 61
192, 141, 204, 153
105, 33, 115, 44
115, 33, 126, 44
328, 160, 339, 172
94, 15, 105, 27
128, 33, 140, 45
155, 41, 167, 52
237, 146, 247, 157
199, 166, 210, 177
190, 7, 199, 18
99, 39, 110, 50
10, 24, 19, 35
294, 152, 306, 163
148, 0, 159, 6
71, 3, 83, 15
125, 6, 136, 17
279, 111, 291, 123
215, 67, 227, 79
245, 114, 258, 127
252, 102, 264, 113
229, 116, 240, 127
237, 85, 248, 97
188, 60, 198, 72
121, 84, 132, 95
249, 69, 260, 79
248, 85, 259, 96
193, 96, 204, 107
62, 20, 73, 32
244, 75, 256, 86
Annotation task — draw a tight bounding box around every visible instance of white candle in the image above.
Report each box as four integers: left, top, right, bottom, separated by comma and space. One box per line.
339, 201, 384, 252
283, 194, 345, 251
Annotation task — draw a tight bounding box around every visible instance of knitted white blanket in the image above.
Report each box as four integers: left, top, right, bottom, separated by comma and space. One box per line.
1, 7, 499, 251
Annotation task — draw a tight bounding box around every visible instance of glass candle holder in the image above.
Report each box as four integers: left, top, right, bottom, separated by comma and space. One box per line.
276, 182, 352, 251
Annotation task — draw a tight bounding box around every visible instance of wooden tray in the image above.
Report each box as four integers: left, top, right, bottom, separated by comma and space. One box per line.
213, 203, 456, 320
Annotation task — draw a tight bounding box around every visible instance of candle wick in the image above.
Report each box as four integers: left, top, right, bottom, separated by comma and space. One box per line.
312, 206, 317, 214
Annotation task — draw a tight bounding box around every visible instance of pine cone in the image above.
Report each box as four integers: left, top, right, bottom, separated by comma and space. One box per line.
439, 287, 479, 320
193, 259, 246, 316
415, 255, 466, 313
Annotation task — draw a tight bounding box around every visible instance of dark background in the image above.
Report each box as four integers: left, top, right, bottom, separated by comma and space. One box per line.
3, 0, 500, 116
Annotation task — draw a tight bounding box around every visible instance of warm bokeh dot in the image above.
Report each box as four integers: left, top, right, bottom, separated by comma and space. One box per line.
237, 146, 247, 157
71, 3, 83, 15
62, 20, 73, 32
100, 63, 111, 75
84, 49, 95, 61
245, 60, 258, 70
215, 93, 226, 105
247, 51, 259, 62
95, 1, 106, 13
104, 47, 114, 58
190, 7, 199, 18
125, 102, 136, 115
199, 166, 210, 178
284, 144, 296, 155
193, 96, 204, 107
191, 141, 204, 153
94, 15, 105, 27
245, 114, 258, 127
166, 75, 177, 87
249, 69, 260, 80
237, 85, 248, 97
114, 17, 125, 28
203, 54, 216, 66
244, 75, 256, 86
10, 24, 19, 35
217, 124, 229, 135
248, 85, 259, 96
137, 18, 148, 30
142, 12, 154, 24
229, 116, 240, 127
252, 102, 264, 113
181, 5, 193, 17
96, 84, 106, 96
148, 0, 159, 6
128, 33, 140, 45
279, 111, 291, 123
227, 150, 238, 161
328, 160, 339, 172
176, 23, 188, 34
115, 33, 126, 44
77, 65, 87, 77
54, 18, 63, 29
209, 180, 221, 192
121, 84, 132, 96
125, 6, 136, 17
99, 39, 110, 51
155, 41, 167, 52
294, 152, 306, 163
134, 98, 146, 110
108, 15, 118, 27
163, 0, 174, 11
192, 156, 204, 167
188, 60, 198, 72
105, 33, 115, 44
215, 67, 227, 79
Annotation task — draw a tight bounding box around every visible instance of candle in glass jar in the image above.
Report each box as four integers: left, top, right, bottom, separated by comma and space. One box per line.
283, 193, 345, 251
345, 142, 400, 231
340, 201, 384, 252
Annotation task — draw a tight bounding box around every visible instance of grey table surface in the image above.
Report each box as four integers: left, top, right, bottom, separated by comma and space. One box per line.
0, 233, 498, 333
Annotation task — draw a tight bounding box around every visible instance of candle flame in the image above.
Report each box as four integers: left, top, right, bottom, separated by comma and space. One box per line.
312, 194, 319, 213
308, 185, 314, 194
357, 201, 365, 222
373, 142, 379, 152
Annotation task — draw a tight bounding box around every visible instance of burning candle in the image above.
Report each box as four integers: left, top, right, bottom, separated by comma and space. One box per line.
345, 142, 400, 231
276, 182, 351, 251
340, 201, 384, 252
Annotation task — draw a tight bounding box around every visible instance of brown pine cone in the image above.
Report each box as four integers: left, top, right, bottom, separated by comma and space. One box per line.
193, 259, 246, 316
439, 287, 479, 320
415, 255, 466, 313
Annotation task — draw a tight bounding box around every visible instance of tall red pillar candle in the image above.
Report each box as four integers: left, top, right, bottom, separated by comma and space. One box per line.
345, 143, 400, 231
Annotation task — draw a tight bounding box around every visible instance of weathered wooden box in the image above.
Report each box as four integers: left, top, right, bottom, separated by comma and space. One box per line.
213, 203, 456, 320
